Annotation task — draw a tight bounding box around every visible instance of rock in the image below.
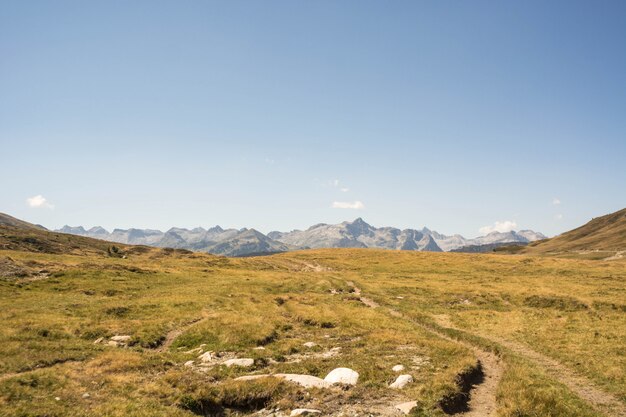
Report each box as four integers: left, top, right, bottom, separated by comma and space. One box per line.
110, 335, 131, 342
93, 337, 103, 344
392, 364, 405, 372
223, 358, 254, 367
107, 341, 119, 347
324, 368, 359, 385
185, 347, 203, 354
395, 401, 417, 415
235, 374, 271, 381
82, 393, 90, 399
290, 409, 321, 416
253, 346, 266, 350
198, 351, 214, 362
275, 374, 331, 389
184, 360, 195, 367
303, 342, 316, 348
54, 397, 61, 401
389, 374, 413, 389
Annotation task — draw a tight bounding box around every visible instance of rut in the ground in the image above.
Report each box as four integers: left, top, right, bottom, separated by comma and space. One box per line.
433, 315, 626, 417
345, 281, 501, 416
155, 312, 209, 352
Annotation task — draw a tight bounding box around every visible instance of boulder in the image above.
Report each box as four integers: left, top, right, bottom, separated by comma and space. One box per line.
275, 374, 331, 389
389, 374, 413, 389
395, 401, 417, 415
223, 358, 254, 367
324, 368, 359, 385
110, 335, 131, 342
290, 409, 321, 416
392, 364, 405, 372
198, 351, 214, 362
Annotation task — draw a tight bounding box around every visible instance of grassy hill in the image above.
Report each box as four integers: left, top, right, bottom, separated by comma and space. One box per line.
519, 208, 626, 257
0, 212, 133, 256
0, 214, 625, 417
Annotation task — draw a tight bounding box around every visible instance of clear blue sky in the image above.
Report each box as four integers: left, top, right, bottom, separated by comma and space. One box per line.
1, 1, 624, 238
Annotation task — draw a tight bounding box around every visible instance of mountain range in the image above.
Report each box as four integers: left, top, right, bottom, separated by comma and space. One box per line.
55, 218, 546, 257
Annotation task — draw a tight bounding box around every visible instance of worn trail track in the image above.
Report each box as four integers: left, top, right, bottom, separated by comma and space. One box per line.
433, 315, 626, 417
347, 282, 502, 416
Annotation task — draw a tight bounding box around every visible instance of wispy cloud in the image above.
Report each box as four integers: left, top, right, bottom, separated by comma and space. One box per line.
26, 194, 54, 209
332, 201, 365, 210
552, 197, 561, 205
555, 213, 563, 220
340, 187, 350, 193
479, 220, 517, 234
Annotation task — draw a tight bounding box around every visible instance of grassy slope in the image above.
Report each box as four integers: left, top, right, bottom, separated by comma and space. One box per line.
0, 219, 624, 416
520, 208, 626, 255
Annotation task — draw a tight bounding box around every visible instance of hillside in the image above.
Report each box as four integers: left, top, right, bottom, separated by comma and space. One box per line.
0, 212, 128, 256
521, 208, 626, 255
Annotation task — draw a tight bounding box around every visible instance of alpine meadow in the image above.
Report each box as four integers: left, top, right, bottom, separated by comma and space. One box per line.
1, 1, 625, 417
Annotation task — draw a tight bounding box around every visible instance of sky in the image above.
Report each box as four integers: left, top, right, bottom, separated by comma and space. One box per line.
1, 1, 625, 238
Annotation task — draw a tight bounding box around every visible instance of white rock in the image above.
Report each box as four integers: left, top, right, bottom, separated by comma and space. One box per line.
290, 409, 321, 416
392, 364, 405, 372
253, 346, 266, 350
198, 351, 214, 362
324, 368, 359, 385
184, 360, 195, 367
110, 335, 131, 342
275, 374, 331, 389
82, 393, 90, 399
389, 374, 413, 389
54, 397, 61, 401
303, 342, 317, 348
235, 374, 271, 381
106, 341, 119, 347
223, 358, 254, 367
395, 401, 417, 415
93, 337, 103, 344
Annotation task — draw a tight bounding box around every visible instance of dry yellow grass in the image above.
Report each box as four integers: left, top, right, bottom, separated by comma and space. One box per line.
0, 246, 624, 416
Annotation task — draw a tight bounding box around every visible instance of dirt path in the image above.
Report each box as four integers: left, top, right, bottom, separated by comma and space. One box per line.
345, 281, 501, 416
155, 312, 209, 352
408, 315, 502, 417
604, 251, 624, 261
346, 281, 380, 308
433, 314, 626, 417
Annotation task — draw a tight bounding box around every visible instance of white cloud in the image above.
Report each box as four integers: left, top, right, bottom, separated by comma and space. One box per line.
340, 187, 350, 193
332, 201, 365, 210
332, 179, 340, 187
552, 197, 561, 205
555, 213, 563, 220
26, 195, 54, 209
479, 220, 517, 234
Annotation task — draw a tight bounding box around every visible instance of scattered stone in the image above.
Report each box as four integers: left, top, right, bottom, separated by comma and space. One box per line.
392, 364, 405, 372
198, 351, 214, 362
185, 347, 203, 354
107, 341, 119, 347
253, 346, 266, 350
93, 337, 103, 344
303, 342, 317, 348
275, 374, 331, 389
54, 397, 61, 401
184, 360, 195, 367
235, 374, 271, 381
82, 393, 90, 399
110, 335, 131, 342
324, 368, 359, 385
396, 296, 404, 299
395, 401, 417, 415
223, 358, 254, 367
389, 374, 413, 389
290, 409, 321, 416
